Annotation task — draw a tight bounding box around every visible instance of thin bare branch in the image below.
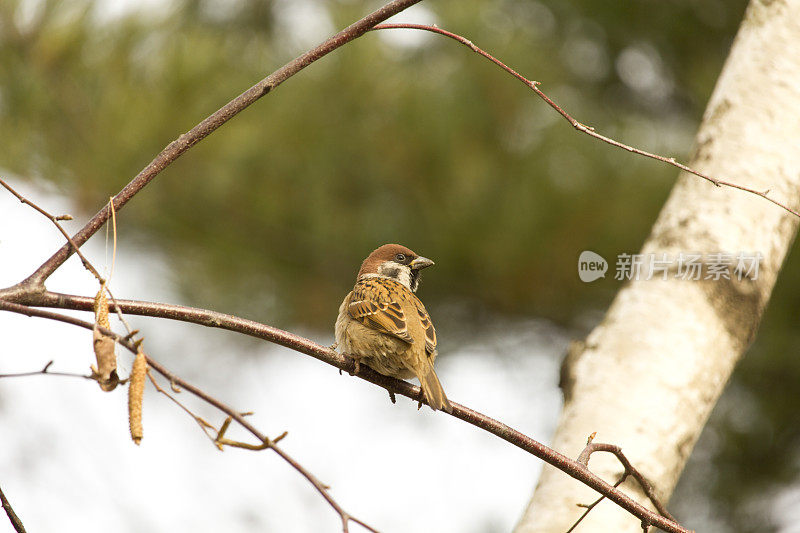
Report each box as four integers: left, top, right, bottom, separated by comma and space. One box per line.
0, 483, 26, 533
214, 415, 288, 451
145, 369, 220, 445
0, 177, 105, 285
566, 477, 627, 533
0, 360, 92, 380
371, 23, 800, 219
0, 178, 137, 337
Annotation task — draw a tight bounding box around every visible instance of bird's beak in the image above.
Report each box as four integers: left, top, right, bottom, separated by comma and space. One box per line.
410, 256, 434, 270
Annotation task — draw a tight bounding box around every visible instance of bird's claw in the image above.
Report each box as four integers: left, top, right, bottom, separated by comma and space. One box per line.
341, 353, 360, 376
417, 389, 426, 410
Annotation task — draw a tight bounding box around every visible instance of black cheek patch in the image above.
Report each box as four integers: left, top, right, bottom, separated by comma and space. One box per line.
382, 265, 401, 278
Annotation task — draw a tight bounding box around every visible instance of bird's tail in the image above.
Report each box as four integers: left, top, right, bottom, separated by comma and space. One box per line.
418, 363, 452, 413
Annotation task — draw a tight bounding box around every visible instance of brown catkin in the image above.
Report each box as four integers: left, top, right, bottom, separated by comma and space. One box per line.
128, 350, 147, 445
92, 285, 118, 391
94, 286, 109, 329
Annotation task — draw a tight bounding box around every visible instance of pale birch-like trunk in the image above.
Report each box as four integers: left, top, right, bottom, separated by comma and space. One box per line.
515, 1, 800, 531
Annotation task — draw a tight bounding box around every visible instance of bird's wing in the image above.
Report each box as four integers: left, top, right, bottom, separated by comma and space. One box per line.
348, 278, 414, 344
411, 295, 437, 356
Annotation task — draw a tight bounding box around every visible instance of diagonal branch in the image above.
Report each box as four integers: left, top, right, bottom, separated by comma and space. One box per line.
12, 0, 423, 291
5, 291, 691, 533
0, 482, 26, 533
371, 23, 800, 219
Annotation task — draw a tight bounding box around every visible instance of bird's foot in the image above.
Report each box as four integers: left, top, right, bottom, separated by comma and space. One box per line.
342, 354, 360, 376
388, 391, 396, 404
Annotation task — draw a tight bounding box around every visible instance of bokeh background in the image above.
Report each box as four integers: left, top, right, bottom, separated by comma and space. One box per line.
1, 1, 799, 532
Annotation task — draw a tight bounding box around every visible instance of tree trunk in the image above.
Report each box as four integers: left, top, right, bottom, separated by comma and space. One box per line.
515, 1, 800, 531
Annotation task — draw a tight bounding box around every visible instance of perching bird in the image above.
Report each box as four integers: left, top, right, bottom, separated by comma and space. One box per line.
335, 244, 452, 413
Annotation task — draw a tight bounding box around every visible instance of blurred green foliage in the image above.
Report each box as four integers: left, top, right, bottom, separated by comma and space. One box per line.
3, 0, 798, 531
1, 0, 729, 325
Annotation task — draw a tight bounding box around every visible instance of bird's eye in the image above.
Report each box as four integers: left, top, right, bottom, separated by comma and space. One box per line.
395, 253, 406, 262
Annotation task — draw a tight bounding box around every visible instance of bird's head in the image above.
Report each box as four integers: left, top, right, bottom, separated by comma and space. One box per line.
357, 243, 434, 292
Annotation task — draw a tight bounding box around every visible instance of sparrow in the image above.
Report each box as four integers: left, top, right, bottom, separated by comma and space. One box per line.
335, 244, 452, 413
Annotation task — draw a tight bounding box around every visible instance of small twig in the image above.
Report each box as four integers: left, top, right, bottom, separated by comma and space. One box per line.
569, 436, 678, 532
0, 482, 26, 533
146, 370, 219, 444
147, 370, 290, 451
0, 178, 138, 338
578, 441, 675, 520
214, 415, 288, 451
0, 178, 105, 285
567, 476, 627, 533
371, 23, 800, 219
0, 360, 93, 380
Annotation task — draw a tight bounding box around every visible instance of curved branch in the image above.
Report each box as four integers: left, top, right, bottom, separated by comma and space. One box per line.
13, 0, 423, 291
7, 292, 690, 533
578, 441, 674, 521
371, 23, 800, 219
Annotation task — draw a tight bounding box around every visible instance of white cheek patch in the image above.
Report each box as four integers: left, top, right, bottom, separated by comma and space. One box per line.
397, 268, 411, 289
